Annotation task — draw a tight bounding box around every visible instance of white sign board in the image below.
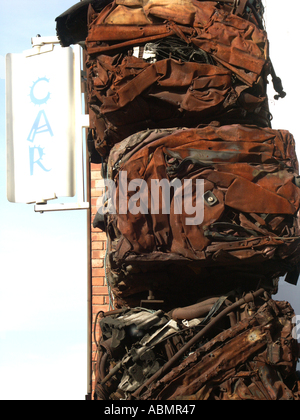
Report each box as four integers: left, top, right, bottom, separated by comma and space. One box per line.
6, 44, 76, 203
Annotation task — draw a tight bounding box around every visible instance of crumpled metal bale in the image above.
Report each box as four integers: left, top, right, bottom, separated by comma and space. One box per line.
103, 125, 300, 309
86, 0, 268, 81
87, 53, 270, 156
94, 291, 300, 400
85, 0, 274, 158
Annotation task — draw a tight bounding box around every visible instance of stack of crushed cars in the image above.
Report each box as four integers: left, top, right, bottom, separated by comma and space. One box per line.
57, 0, 300, 399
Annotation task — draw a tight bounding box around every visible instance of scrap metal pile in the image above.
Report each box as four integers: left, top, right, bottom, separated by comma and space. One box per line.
57, 0, 300, 399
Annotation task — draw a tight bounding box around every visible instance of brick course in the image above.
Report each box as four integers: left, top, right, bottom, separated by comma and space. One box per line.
90, 162, 109, 398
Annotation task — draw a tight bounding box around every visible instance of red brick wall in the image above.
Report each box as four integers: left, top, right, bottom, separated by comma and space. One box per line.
90, 163, 109, 398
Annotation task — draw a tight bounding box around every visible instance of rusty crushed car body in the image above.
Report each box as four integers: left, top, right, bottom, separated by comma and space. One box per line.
56, 0, 300, 400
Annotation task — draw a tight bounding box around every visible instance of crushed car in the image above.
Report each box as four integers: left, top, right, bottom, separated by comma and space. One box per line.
56, 0, 300, 400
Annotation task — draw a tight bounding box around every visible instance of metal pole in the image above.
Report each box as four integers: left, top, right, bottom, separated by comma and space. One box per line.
86, 138, 92, 400
83, 52, 92, 402
78, 0, 92, 401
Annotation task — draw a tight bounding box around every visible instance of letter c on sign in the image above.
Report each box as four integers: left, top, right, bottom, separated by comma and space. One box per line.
30, 77, 50, 106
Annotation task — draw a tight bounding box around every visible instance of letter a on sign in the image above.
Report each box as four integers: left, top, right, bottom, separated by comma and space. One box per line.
6, 44, 76, 203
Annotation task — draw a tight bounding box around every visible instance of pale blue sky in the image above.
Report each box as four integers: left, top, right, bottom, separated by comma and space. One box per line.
0, 0, 299, 401
0, 0, 89, 400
